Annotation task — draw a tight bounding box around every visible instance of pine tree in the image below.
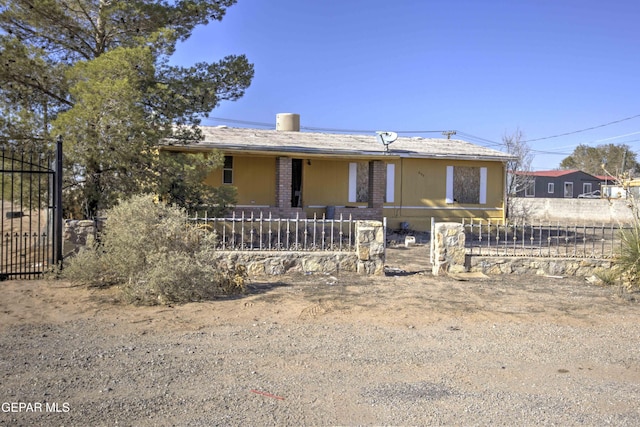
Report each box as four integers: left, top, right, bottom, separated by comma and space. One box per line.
0, 0, 253, 217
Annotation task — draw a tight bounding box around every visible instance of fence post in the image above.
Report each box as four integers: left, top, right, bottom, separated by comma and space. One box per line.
430, 217, 435, 265
431, 222, 466, 275
53, 136, 63, 266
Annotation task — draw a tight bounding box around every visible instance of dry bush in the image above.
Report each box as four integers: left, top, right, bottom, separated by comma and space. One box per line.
594, 267, 620, 287
62, 194, 246, 305
615, 225, 640, 292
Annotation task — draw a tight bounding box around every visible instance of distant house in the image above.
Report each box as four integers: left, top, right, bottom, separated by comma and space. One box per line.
595, 175, 616, 186
162, 114, 515, 231
514, 170, 602, 198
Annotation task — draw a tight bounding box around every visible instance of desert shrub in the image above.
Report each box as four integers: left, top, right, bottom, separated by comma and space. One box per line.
62, 194, 246, 304
594, 267, 620, 287
616, 224, 640, 291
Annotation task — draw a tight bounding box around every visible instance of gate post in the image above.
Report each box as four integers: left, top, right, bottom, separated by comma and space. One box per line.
53, 136, 63, 266
431, 222, 466, 275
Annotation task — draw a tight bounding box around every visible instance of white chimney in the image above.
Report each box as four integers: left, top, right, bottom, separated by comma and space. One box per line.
276, 113, 300, 131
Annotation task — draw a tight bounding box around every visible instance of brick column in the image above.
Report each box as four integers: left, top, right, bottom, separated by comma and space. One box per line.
368, 160, 386, 209
275, 157, 292, 208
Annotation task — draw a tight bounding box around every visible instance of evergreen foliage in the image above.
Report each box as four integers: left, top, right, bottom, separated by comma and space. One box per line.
560, 144, 639, 177
0, 1, 253, 217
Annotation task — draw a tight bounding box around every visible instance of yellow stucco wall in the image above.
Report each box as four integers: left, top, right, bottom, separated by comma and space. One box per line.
204, 155, 275, 206
384, 158, 505, 230
200, 152, 506, 230
395, 159, 504, 207
303, 159, 350, 206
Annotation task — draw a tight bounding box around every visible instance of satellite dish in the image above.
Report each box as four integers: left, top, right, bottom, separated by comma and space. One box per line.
376, 131, 398, 152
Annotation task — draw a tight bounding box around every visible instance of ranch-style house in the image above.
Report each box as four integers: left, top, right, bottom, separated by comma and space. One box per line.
162, 114, 515, 231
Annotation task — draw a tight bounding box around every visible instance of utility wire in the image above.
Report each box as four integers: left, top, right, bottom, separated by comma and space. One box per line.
523, 114, 640, 142
455, 131, 503, 147
529, 149, 571, 155
206, 117, 274, 128
206, 117, 447, 135
205, 117, 510, 152
303, 127, 445, 134
205, 114, 640, 152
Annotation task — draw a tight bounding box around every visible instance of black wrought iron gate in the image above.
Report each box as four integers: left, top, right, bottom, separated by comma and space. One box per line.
0, 138, 63, 279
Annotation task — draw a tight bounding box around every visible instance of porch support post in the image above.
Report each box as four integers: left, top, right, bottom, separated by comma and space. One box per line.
368, 160, 386, 210
275, 156, 292, 208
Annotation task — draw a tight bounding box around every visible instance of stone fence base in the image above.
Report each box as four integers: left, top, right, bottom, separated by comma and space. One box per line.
467, 256, 612, 277
430, 221, 613, 278
64, 218, 385, 276
210, 252, 365, 276
218, 220, 385, 276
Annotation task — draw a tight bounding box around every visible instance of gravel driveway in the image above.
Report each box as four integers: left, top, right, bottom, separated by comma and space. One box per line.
1, 246, 639, 426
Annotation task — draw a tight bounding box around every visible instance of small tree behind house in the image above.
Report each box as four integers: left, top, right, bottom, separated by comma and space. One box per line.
504, 128, 534, 221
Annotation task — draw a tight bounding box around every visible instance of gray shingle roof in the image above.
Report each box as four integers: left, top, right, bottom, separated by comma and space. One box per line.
165, 126, 515, 161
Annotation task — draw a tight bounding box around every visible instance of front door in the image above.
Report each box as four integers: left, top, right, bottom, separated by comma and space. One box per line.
291, 159, 303, 207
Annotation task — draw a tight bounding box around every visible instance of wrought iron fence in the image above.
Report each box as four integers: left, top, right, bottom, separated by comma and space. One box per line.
188, 211, 357, 251
0, 139, 63, 279
462, 218, 632, 259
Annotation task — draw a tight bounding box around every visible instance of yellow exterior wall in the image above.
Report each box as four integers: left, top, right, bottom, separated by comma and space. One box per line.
302, 159, 356, 218
303, 159, 350, 205
384, 158, 506, 231
199, 151, 506, 231
203, 155, 275, 206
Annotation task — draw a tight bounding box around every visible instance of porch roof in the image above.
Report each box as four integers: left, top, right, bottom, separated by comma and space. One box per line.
164, 126, 516, 162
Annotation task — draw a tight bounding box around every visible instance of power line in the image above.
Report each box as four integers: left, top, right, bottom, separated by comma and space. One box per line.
205, 117, 448, 135
523, 114, 640, 142
455, 131, 503, 147
204, 115, 640, 153
301, 126, 445, 134
529, 149, 571, 156
206, 117, 274, 128
592, 131, 640, 143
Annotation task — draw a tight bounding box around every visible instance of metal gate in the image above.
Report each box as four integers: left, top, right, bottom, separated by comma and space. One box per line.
0, 138, 63, 280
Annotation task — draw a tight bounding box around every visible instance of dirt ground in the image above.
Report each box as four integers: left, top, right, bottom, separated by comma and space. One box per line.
1, 244, 640, 426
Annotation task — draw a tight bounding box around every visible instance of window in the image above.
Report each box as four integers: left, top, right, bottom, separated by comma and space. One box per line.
385, 163, 395, 203
583, 183, 592, 194
524, 180, 535, 197
223, 156, 233, 184
446, 166, 487, 204
349, 162, 394, 203
348, 162, 369, 203
547, 183, 554, 194
564, 182, 573, 198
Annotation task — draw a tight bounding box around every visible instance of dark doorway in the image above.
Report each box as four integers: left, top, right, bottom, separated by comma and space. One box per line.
291, 159, 303, 207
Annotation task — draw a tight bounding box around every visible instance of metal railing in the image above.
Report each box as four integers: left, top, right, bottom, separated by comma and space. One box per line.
0, 139, 63, 279
188, 211, 356, 251
462, 218, 632, 259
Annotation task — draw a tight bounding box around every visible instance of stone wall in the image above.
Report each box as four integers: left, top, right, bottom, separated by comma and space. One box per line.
430, 221, 612, 277
64, 218, 385, 276
63, 219, 103, 257
213, 220, 385, 276
210, 251, 359, 276
467, 255, 612, 277
511, 197, 635, 224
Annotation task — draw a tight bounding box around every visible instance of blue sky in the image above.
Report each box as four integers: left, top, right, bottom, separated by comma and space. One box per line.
170, 0, 640, 171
